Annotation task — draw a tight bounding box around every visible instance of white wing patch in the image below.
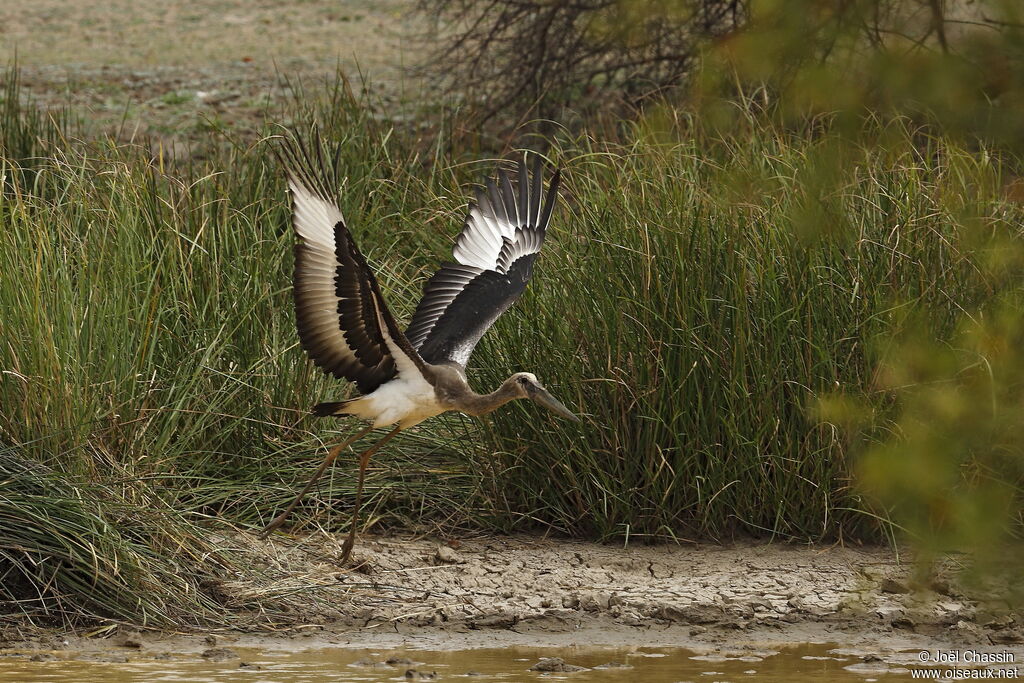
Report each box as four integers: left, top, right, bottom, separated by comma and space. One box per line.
290, 179, 344, 249
453, 188, 521, 270
452, 167, 545, 272
287, 171, 400, 391
290, 178, 358, 377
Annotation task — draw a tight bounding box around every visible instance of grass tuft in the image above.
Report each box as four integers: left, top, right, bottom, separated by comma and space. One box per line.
0, 451, 228, 626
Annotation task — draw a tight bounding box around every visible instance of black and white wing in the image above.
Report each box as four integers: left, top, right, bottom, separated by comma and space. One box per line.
405, 155, 561, 368
280, 136, 428, 395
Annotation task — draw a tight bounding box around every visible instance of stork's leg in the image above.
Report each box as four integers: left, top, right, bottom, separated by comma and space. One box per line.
261, 424, 375, 537
340, 425, 402, 564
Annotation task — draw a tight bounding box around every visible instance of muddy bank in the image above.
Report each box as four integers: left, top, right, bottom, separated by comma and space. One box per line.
213, 533, 1018, 640
7, 533, 1019, 657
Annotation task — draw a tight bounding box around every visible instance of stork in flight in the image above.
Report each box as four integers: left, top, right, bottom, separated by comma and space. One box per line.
262, 136, 578, 561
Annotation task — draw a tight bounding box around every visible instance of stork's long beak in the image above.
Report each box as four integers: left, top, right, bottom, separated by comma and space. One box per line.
527, 384, 581, 422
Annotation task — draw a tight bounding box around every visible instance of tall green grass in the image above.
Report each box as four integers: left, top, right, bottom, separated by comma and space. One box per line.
0, 72, 468, 530
0, 451, 227, 626
470, 114, 1022, 543
2, 66, 1023, 621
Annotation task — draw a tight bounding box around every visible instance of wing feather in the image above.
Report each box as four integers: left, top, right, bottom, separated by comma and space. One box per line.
279, 134, 428, 395
406, 155, 561, 367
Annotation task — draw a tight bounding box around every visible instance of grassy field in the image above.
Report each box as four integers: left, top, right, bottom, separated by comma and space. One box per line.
2, 66, 1024, 625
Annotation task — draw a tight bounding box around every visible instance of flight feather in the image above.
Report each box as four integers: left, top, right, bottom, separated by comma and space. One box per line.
406, 155, 561, 368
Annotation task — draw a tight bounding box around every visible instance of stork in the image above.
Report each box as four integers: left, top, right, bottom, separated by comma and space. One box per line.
262, 135, 578, 562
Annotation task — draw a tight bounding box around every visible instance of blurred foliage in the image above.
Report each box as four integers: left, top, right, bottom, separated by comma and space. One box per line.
859, 306, 1024, 572
700, 0, 1024, 146
419, 0, 1024, 140
690, 0, 1024, 583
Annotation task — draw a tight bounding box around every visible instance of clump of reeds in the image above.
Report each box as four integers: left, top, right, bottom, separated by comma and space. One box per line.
467, 114, 1024, 544
0, 451, 229, 625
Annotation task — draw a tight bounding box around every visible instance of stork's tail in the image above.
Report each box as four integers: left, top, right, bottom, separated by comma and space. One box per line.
312, 400, 353, 417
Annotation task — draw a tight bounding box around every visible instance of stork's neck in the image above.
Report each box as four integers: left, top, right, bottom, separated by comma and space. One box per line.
459, 377, 521, 416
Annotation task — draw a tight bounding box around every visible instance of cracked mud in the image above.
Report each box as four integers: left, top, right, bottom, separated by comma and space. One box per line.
4, 534, 1021, 662
190, 533, 1021, 649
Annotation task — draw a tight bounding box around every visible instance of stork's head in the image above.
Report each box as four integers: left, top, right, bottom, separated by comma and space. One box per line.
510, 372, 580, 422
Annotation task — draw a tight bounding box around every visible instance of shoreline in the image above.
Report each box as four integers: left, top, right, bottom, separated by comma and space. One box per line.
5, 533, 1018, 657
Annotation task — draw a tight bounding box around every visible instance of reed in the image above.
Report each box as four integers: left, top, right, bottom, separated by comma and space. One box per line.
470, 114, 1020, 543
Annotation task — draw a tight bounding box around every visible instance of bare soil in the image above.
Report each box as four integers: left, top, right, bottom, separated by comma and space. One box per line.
211, 533, 1021, 647
1, 0, 429, 147
4, 533, 1019, 658
0, 0, 420, 69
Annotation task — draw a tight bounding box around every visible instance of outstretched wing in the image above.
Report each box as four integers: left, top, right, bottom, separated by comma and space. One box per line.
279, 135, 428, 395
405, 155, 561, 368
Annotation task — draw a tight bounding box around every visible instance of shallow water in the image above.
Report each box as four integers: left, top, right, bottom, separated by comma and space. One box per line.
1, 642, 1015, 682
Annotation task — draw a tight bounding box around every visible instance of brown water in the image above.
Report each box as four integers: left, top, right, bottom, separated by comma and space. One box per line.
0, 642, 1013, 682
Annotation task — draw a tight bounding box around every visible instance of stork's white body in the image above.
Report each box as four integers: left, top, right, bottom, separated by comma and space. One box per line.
341, 373, 446, 428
